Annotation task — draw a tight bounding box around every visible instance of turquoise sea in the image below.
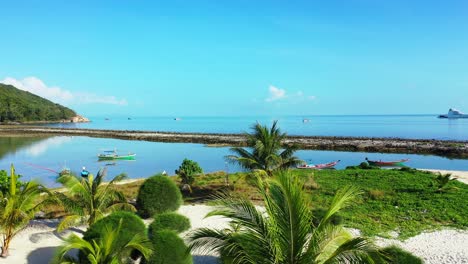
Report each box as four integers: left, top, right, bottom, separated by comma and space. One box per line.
2, 115, 467, 186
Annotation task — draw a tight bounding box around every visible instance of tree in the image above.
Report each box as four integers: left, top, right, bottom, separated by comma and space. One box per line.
226, 121, 303, 176
175, 159, 203, 193
56, 168, 135, 232
53, 219, 152, 264
0, 164, 50, 257
189, 171, 385, 264
433, 173, 458, 193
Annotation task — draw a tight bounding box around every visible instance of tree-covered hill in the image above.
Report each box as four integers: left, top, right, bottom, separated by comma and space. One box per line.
0, 83, 76, 122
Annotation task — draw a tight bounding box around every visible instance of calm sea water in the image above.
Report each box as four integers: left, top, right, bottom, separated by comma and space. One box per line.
44, 115, 468, 140
1, 136, 467, 187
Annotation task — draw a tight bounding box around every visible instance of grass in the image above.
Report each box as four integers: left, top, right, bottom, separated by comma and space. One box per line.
45, 168, 468, 239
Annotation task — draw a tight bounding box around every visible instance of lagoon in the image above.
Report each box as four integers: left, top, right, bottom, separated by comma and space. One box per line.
1, 135, 467, 187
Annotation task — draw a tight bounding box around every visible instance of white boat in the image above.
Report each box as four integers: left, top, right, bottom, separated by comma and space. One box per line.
438, 108, 468, 119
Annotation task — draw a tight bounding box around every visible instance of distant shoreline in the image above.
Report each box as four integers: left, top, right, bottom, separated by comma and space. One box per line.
0, 125, 467, 158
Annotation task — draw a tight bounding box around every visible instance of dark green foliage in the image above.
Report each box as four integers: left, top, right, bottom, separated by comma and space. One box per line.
145, 230, 192, 264
137, 174, 183, 218
380, 246, 423, 264
83, 211, 146, 256
0, 169, 23, 195
0, 83, 76, 122
346, 162, 380, 170
432, 173, 458, 192
175, 158, 203, 186
312, 208, 342, 226
149, 212, 191, 236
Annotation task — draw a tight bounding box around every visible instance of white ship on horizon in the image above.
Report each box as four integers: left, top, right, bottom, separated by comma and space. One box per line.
438, 108, 468, 119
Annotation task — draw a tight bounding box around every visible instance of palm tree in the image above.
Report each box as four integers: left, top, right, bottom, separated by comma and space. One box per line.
189, 171, 385, 264
56, 167, 135, 232
0, 164, 50, 257
226, 121, 303, 176
53, 219, 153, 264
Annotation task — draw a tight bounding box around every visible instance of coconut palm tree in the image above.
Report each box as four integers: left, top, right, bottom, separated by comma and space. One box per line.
0, 164, 50, 257
53, 219, 153, 264
56, 167, 135, 232
226, 121, 303, 176
189, 171, 385, 264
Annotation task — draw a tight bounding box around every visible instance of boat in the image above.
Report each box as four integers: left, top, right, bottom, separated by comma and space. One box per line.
297, 160, 340, 170
365, 157, 409, 167
98, 150, 136, 160
303, 118, 310, 123
438, 108, 468, 119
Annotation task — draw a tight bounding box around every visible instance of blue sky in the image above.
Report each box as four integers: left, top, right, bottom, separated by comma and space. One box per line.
1, 0, 468, 116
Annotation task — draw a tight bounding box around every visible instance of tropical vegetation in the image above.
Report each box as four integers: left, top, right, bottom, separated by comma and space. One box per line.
145, 229, 192, 264
149, 212, 191, 235
226, 121, 303, 175
53, 219, 152, 264
175, 158, 203, 193
189, 170, 385, 264
0, 83, 76, 122
55, 168, 134, 232
0, 164, 50, 257
136, 174, 183, 218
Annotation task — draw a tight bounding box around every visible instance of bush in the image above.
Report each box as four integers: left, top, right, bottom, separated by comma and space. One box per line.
137, 174, 183, 218
175, 159, 203, 186
82, 211, 146, 261
149, 212, 191, 236
381, 246, 423, 264
145, 230, 192, 264
369, 189, 385, 200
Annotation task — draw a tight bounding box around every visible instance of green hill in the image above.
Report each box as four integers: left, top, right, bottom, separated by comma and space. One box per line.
0, 83, 76, 122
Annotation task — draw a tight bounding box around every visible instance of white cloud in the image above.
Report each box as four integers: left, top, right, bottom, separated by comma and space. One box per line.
265, 85, 316, 103
265, 85, 287, 102
0, 76, 127, 106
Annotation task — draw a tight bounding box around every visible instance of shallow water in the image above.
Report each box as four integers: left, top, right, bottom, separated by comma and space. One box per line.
45, 115, 468, 140
0, 136, 467, 187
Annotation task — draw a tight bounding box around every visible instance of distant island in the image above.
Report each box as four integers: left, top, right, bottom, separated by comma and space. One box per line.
0, 83, 89, 123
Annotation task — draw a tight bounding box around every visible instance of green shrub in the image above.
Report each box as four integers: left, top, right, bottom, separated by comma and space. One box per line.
137, 174, 183, 218
145, 230, 192, 264
82, 211, 146, 261
149, 212, 191, 236
381, 246, 423, 264
369, 189, 385, 200
175, 158, 203, 186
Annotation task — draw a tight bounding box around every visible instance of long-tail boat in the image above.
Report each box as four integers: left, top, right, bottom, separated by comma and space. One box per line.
98, 149, 136, 160
297, 160, 340, 170
365, 157, 409, 167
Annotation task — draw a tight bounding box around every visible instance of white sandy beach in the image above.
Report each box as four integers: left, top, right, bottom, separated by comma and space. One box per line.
2, 169, 468, 264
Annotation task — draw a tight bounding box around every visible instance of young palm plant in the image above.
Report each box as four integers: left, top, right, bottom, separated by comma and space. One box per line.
226, 121, 303, 176
56, 167, 135, 232
0, 164, 50, 257
53, 219, 153, 264
189, 171, 385, 264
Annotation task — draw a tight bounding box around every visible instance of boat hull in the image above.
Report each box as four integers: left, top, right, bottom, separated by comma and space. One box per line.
98, 154, 136, 160
366, 159, 409, 167
297, 160, 340, 170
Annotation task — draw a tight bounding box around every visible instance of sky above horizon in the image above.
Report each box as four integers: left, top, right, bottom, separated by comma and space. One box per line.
1, 0, 468, 117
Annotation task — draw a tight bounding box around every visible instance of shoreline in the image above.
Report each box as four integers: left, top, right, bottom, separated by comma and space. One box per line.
1, 125, 468, 158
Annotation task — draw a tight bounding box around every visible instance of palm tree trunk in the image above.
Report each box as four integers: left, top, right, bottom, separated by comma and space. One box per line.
1, 232, 12, 257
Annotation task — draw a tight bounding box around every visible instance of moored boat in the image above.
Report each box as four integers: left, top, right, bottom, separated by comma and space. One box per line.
98, 150, 136, 160
365, 157, 409, 167
297, 160, 340, 170
438, 108, 468, 119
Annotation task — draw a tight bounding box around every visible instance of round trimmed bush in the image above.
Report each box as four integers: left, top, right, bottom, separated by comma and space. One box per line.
82, 211, 146, 261
137, 174, 183, 218
149, 212, 191, 236
145, 230, 192, 264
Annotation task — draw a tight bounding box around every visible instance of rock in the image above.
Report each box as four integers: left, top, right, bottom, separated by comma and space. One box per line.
70, 115, 90, 123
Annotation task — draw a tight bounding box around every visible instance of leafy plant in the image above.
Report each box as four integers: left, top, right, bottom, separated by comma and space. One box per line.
0, 164, 50, 257
136, 174, 183, 218
189, 171, 385, 264
226, 121, 303, 176
53, 219, 152, 264
145, 230, 192, 264
0, 169, 23, 196
432, 173, 458, 192
55, 168, 134, 231
175, 159, 203, 193
380, 246, 423, 264
149, 212, 191, 235
83, 211, 146, 261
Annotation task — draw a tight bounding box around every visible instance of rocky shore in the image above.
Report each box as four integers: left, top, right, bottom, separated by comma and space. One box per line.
0, 126, 467, 158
